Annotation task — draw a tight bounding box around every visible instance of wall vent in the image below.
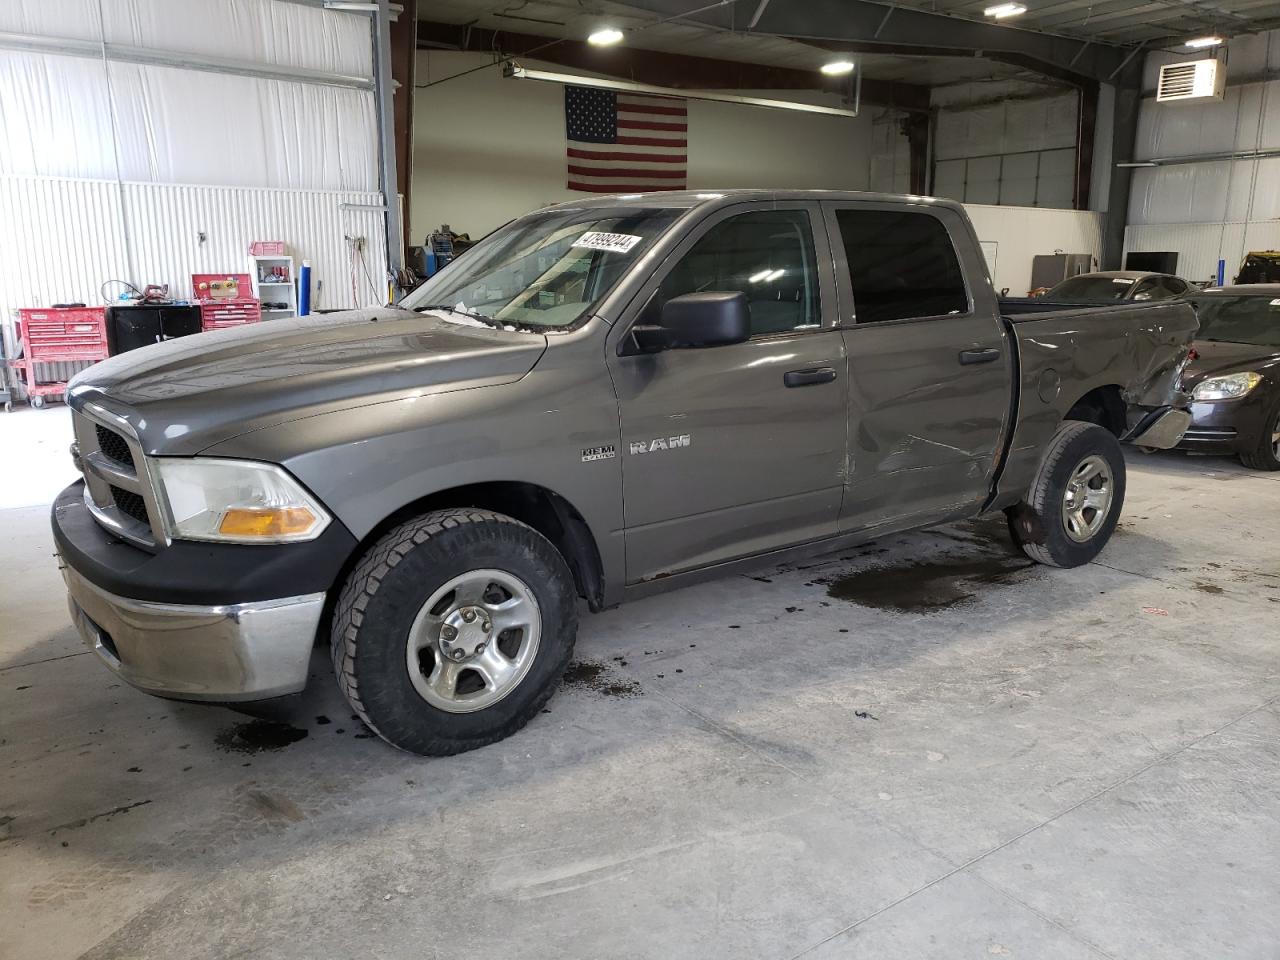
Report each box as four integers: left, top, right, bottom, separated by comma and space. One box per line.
1156, 59, 1225, 103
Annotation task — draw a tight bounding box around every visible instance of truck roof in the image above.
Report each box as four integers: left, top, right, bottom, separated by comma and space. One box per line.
540, 188, 965, 215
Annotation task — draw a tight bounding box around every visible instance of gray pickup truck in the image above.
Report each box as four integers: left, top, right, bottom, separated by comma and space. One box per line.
54, 190, 1197, 756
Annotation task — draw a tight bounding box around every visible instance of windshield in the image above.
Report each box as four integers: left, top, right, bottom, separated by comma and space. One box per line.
401, 207, 681, 328
1045, 275, 1135, 300
1191, 295, 1280, 347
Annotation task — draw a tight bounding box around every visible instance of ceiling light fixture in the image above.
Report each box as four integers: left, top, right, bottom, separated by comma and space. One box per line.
820, 59, 855, 76
587, 27, 625, 46
983, 3, 1027, 18
505, 63, 861, 117
1185, 35, 1224, 48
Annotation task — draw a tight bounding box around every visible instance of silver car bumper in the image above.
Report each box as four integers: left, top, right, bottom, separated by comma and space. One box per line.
1124, 406, 1192, 450
63, 564, 324, 701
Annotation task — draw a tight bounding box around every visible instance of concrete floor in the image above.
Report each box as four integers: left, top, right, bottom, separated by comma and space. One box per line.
2, 403, 1278, 960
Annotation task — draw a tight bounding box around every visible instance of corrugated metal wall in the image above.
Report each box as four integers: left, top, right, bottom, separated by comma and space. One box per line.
1123, 29, 1280, 281
1, 175, 387, 398
1, 176, 387, 317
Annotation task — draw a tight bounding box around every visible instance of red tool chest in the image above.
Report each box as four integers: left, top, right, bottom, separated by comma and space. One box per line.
12, 306, 108, 407
191, 274, 261, 331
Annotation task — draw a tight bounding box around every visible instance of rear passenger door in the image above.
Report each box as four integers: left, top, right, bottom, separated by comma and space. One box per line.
607, 203, 848, 583
822, 201, 1012, 532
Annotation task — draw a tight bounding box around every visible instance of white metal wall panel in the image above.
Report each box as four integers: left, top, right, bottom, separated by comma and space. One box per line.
101, 0, 373, 76
0, 0, 373, 75
0, 53, 378, 191
1, 176, 388, 327
963, 203, 1104, 295
0, 175, 129, 317
106, 62, 378, 190
868, 118, 911, 194
931, 90, 1079, 208
1036, 148, 1076, 208
934, 91, 1077, 161
120, 181, 388, 311
1124, 220, 1280, 284
933, 159, 965, 202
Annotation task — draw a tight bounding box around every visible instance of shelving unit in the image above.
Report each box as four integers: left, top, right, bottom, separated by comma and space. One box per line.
249, 254, 297, 319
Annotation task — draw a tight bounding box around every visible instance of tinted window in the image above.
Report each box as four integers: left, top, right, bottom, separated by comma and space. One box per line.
834, 209, 968, 323
1190, 296, 1280, 346
1045, 275, 1134, 301
1132, 279, 1163, 301
658, 210, 820, 336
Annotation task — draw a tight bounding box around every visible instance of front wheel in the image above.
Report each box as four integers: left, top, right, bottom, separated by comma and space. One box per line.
1007, 421, 1126, 568
1239, 399, 1280, 471
331, 508, 578, 755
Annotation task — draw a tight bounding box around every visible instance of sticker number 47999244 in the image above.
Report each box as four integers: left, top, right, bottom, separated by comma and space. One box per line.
571, 232, 643, 254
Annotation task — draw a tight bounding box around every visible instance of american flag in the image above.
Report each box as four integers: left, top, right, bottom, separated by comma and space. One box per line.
564, 85, 688, 193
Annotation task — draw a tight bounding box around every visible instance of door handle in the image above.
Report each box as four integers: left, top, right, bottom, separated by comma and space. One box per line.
783, 366, 837, 388
958, 347, 1001, 365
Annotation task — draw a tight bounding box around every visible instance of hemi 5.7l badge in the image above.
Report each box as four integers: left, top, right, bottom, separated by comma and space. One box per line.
630, 434, 691, 455
581, 444, 616, 462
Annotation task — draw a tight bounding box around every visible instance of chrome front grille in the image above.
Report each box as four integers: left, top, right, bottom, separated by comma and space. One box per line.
95, 424, 135, 470
71, 403, 164, 550
110, 486, 150, 525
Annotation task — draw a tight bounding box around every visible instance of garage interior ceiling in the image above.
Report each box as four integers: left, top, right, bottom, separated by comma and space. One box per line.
422, 0, 1280, 90
423, 0, 1060, 88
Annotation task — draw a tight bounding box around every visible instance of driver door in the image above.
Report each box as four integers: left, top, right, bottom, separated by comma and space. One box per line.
606, 203, 848, 584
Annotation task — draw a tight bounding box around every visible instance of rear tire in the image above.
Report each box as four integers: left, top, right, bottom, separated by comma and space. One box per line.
1007, 421, 1126, 568
330, 508, 577, 756
1239, 399, 1280, 471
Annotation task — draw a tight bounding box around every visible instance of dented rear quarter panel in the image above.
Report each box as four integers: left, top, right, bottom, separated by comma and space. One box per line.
993, 300, 1198, 506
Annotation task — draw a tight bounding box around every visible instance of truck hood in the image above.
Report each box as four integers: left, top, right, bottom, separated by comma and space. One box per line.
1183, 339, 1280, 387
68, 308, 548, 454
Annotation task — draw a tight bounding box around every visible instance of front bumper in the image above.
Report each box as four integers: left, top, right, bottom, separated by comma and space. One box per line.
1176, 396, 1271, 455
1122, 406, 1192, 450
63, 564, 323, 701
53, 480, 356, 701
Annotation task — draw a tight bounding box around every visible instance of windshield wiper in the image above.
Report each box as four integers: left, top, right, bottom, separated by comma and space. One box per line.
413, 304, 504, 328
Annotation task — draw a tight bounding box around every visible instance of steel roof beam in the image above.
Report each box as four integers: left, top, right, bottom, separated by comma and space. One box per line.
416, 19, 932, 111
613, 0, 1147, 85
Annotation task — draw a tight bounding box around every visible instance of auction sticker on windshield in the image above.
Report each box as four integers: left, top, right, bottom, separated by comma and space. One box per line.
572, 232, 643, 254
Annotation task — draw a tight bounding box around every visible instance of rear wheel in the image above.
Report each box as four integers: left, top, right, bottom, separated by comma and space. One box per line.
1239, 400, 1280, 471
1007, 420, 1126, 568
331, 508, 577, 755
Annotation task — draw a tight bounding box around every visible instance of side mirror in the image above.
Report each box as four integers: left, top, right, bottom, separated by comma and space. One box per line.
658, 291, 751, 348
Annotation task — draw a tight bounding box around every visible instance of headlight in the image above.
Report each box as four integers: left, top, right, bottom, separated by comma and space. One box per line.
152, 458, 331, 544
1191, 371, 1262, 401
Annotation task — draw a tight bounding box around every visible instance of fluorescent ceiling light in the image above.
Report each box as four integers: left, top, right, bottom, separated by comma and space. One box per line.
323, 1, 378, 9
587, 27, 625, 46
1185, 36, 1224, 47
984, 3, 1027, 18
504, 63, 860, 117
820, 59, 855, 76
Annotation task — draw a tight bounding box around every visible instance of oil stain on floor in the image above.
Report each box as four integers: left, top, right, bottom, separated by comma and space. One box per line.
562, 660, 642, 697
819, 553, 1035, 613
214, 719, 310, 754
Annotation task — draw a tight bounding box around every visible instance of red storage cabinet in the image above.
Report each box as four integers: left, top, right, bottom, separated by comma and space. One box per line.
12, 306, 108, 407
191, 273, 261, 331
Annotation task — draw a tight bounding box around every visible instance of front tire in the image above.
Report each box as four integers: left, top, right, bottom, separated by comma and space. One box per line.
331, 509, 577, 755
1239, 399, 1280, 471
1007, 421, 1126, 568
